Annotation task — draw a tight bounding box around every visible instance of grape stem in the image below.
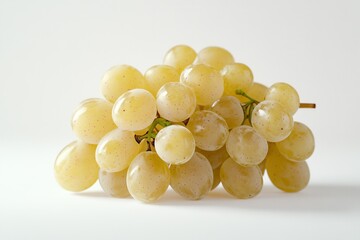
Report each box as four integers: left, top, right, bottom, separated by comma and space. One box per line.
135, 117, 172, 148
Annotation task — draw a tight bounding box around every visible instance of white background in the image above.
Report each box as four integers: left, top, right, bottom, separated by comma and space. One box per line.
1, 0, 359, 239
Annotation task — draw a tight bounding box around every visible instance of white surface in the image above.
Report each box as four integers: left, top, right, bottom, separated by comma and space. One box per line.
0, 0, 359, 239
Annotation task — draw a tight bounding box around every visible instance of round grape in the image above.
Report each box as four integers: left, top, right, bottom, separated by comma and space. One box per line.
99, 168, 130, 198
195, 46, 234, 70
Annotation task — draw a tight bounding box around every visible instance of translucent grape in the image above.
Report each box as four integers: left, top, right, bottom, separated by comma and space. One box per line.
101, 65, 145, 103
196, 145, 229, 170
266, 82, 300, 115
258, 159, 266, 175
186, 110, 229, 151
210, 96, 244, 129
96, 129, 140, 172
127, 152, 170, 203
144, 65, 179, 96
276, 122, 315, 161
155, 125, 195, 165
238, 82, 268, 103
180, 64, 224, 106
156, 82, 196, 122
266, 143, 310, 192
99, 168, 129, 198
222, 63, 253, 97
163, 45, 197, 73
71, 98, 117, 144
54, 141, 99, 192
195, 46, 234, 70
112, 89, 157, 131
170, 152, 213, 200
212, 166, 221, 190
252, 100, 294, 142
220, 158, 263, 199
226, 126, 268, 166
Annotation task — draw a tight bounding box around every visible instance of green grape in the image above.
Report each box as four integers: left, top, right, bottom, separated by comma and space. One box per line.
212, 166, 221, 190
196, 145, 229, 170
266, 82, 300, 115
127, 152, 170, 203
144, 65, 179, 96
276, 122, 315, 162
156, 82, 196, 122
99, 168, 129, 198
195, 46, 234, 70
186, 110, 229, 151
155, 125, 195, 165
210, 96, 244, 129
180, 64, 224, 106
220, 158, 263, 199
54, 141, 99, 192
170, 152, 213, 200
252, 100, 294, 142
71, 98, 117, 144
163, 45, 197, 73
226, 126, 268, 166
266, 143, 310, 192
258, 159, 266, 175
222, 63, 253, 97
112, 89, 157, 131
96, 128, 140, 172
101, 65, 145, 103
238, 82, 268, 103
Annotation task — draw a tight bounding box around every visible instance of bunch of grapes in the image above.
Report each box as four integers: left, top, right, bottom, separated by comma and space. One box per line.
54, 45, 315, 202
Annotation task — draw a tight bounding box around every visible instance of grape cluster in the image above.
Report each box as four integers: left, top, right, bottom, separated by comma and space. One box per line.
54, 45, 315, 202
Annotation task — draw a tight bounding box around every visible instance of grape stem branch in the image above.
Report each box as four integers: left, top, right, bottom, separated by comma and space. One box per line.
135, 117, 172, 148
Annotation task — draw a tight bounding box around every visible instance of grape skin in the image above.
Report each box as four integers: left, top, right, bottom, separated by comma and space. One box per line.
266, 143, 310, 192
99, 168, 130, 198
210, 96, 244, 129
127, 152, 170, 203
144, 65, 179, 96
276, 122, 315, 162
186, 110, 229, 151
163, 45, 197, 73
96, 128, 140, 172
211, 166, 221, 190
222, 63, 254, 97
155, 125, 195, 165
226, 126, 268, 166
251, 100, 294, 142
170, 152, 213, 200
112, 89, 157, 131
195, 46, 234, 70
71, 98, 117, 144
238, 82, 268, 103
101, 65, 145, 103
54, 141, 99, 192
266, 82, 300, 116
220, 158, 263, 199
196, 145, 229, 170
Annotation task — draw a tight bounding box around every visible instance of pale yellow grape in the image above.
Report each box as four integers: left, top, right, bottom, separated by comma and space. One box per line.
252, 100, 294, 142
99, 168, 129, 198
96, 128, 140, 172
212, 166, 221, 190
170, 152, 213, 200
210, 96, 244, 129
127, 152, 170, 203
112, 89, 157, 131
266, 82, 300, 115
238, 82, 268, 103
196, 145, 229, 170
266, 143, 310, 192
180, 64, 224, 106
222, 63, 254, 97
276, 122, 315, 162
101, 65, 145, 103
258, 159, 266, 175
54, 141, 99, 192
155, 125, 195, 165
144, 65, 179, 96
226, 126, 268, 166
196, 46, 234, 70
156, 82, 196, 122
138, 139, 149, 152
220, 158, 263, 199
186, 110, 229, 151
71, 98, 117, 144
163, 45, 197, 73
